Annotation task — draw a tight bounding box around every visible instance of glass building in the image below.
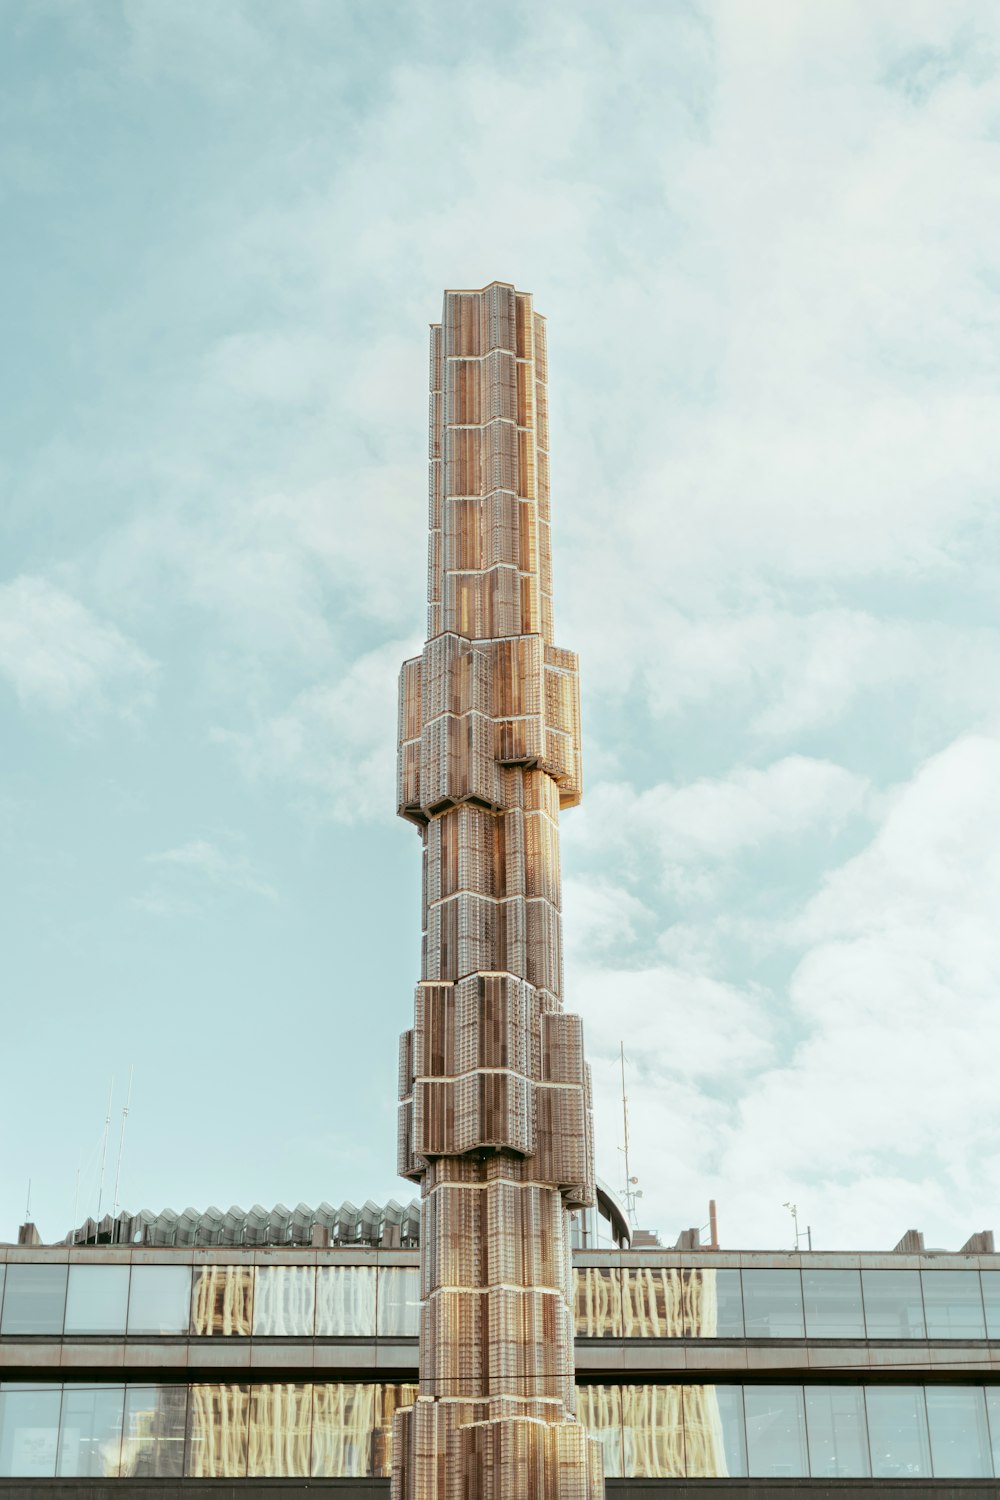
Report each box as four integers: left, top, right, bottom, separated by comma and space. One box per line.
2, 1209, 999, 1497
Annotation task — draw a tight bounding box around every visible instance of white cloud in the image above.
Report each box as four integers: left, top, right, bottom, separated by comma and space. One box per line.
570, 756, 870, 883
0, 575, 155, 718
144, 838, 277, 902
212, 638, 413, 823
582, 734, 1000, 1248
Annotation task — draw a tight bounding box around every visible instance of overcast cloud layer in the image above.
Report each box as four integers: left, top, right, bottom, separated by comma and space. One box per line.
2, 0, 999, 1252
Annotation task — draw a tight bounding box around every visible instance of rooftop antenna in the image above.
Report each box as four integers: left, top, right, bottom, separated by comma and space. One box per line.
24, 1178, 32, 1224
96, 1078, 114, 1225
619, 1042, 641, 1225
111, 1065, 134, 1238
783, 1201, 812, 1250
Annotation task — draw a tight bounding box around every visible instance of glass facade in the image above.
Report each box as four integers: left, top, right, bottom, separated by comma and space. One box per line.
2, 1258, 1000, 1342
4, 1380, 1000, 1478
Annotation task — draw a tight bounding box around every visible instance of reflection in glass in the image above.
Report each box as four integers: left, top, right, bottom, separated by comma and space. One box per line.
576, 1385, 622, 1476
684, 1385, 746, 1477
64, 1265, 129, 1335
805, 1385, 870, 1476
377, 1266, 421, 1337
185, 1384, 249, 1477
375, 1384, 418, 1477
191, 1266, 253, 1336
621, 1385, 684, 1476
121, 1386, 187, 1477
921, 1272, 986, 1339
0, 1385, 62, 1477
744, 1385, 808, 1476
316, 1266, 376, 1337
248, 1384, 312, 1477
982, 1272, 1000, 1339
866, 1386, 930, 1477
742, 1270, 804, 1338
802, 1270, 865, 1339
574, 1268, 621, 1338
926, 1387, 992, 1477
253, 1267, 316, 1337
311, 1383, 379, 1477
861, 1270, 925, 1338
0, 1264, 68, 1335
127, 1265, 192, 1335
56, 1385, 124, 1477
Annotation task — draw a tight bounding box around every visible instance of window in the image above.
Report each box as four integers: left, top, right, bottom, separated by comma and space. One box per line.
921, 1271, 986, 1339
805, 1385, 870, 1476
0, 1385, 62, 1476
376, 1266, 420, 1338
744, 1385, 808, 1476
575, 1267, 621, 1338
64, 1265, 129, 1335
979, 1271, 1000, 1338
185, 1384, 249, 1477
621, 1385, 684, 1476
576, 1385, 622, 1475
802, 1270, 865, 1339
861, 1270, 925, 1338
0, 1264, 68, 1335
684, 1384, 746, 1477
741, 1270, 804, 1338
711, 1269, 745, 1338
925, 1387, 992, 1478
120, 1386, 186, 1477
126, 1265, 192, 1335
316, 1266, 376, 1337
866, 1386, 930, 1477
190, 1265, 253, 1337
56, 1384, 124, 1477
253, 1267, 316, 1338
247, 1384, 313, 1477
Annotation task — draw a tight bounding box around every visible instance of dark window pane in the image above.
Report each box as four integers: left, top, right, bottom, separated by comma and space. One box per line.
982, 1272, 1000, 1338
742, 1270, 804, 1337
121, 1386, 187, 1477
253, 1268, 316, 1338
127, 1265, 192, 1335
866, 1386, 930, 1477
0, 1265, 68, 1335
185, 1384, 249, 1477
926, 1387, 992, 1477
575, 1268, 621, 1338
621, 1385, 684, 1476
56, 1385, 124, 1477
921, 1272, 986, 1339
861, 1270, 925, 1338
64, 1265, 129, 1335
744, 1385, 808, 1476
377, 1267, 420, 1337
577, 1386, 622, 1476
803, 1270, 864, 1339
684, 1385, 747, 1477
0, 1385, 62, 1476
805, 1386, 870, 1477
316, 1266, 376, 1337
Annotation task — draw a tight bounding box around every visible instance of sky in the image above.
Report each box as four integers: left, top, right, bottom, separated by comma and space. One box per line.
2, 0, 999, 1253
